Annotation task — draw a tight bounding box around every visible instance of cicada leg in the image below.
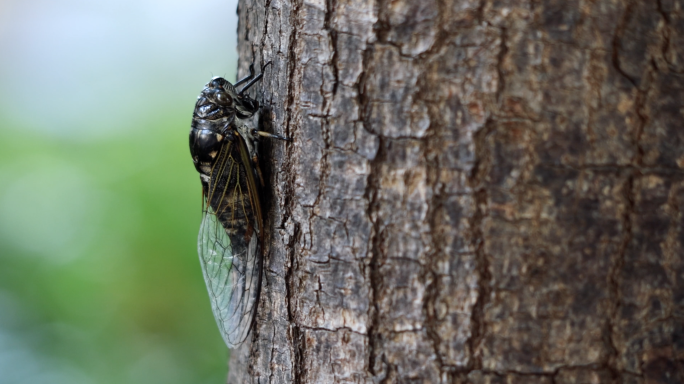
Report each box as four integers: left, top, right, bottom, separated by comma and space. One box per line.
257, 131, 291, 141
238, 62, 272, 96
234, 63, 256, 87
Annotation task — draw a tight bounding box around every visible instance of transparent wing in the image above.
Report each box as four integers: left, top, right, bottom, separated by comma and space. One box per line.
198, 193, 262, 348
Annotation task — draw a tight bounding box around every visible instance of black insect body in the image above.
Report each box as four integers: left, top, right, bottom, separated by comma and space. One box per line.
189, 63, 287, 348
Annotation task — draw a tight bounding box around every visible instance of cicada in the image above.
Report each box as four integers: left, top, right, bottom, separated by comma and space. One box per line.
189, 62, 288, 348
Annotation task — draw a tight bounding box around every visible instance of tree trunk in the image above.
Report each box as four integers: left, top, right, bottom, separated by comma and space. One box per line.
228, 0, 684, 383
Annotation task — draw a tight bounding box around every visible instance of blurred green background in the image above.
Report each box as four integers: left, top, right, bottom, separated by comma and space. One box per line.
0, 0, 240, 382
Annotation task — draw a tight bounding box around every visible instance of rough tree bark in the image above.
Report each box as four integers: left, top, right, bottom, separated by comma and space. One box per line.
227, 0, 684, 383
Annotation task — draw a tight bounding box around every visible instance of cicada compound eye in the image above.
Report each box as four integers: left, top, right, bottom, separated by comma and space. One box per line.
215, 91, 232, 105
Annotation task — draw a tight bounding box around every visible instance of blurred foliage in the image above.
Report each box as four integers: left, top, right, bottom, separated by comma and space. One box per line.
0, 0, 243, 381
0, 108, 231, 383
0, 0, 242, 381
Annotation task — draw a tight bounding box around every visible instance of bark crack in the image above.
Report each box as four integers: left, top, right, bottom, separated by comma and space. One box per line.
356, 11, 383, 379
655, 0, 673, 70
606, 172, 633, 377
286, 223, 303, 383
261, 0, 272, 60
413, 0, 455, 375
496, 27, 508, 105
324, 0, 339, 97
467, 118, 496, 370
282, 1, 302, 382
611, 1, 638, 87
365, 135, 385, 377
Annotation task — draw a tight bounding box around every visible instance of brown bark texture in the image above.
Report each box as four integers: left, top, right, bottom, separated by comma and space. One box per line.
227, 0, 684, 383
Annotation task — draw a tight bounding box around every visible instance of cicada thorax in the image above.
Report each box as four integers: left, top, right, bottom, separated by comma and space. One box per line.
190, 76, 263, 247
190, 77, 238, 179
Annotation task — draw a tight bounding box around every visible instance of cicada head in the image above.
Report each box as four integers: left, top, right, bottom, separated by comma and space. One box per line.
195, 77, 261, 120
193, 77, 240, 117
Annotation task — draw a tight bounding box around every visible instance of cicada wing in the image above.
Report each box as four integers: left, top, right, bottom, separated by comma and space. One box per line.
198, 205, 262, 348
